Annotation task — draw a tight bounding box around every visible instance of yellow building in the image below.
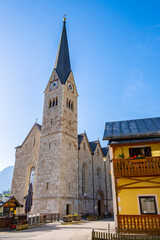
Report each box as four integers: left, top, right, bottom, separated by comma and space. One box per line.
103, 117, 160, 234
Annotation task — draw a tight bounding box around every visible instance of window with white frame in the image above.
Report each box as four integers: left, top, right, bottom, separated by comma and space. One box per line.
139, 196, 157, 214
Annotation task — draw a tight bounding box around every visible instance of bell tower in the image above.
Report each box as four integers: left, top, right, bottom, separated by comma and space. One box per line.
34, 18, 78, 217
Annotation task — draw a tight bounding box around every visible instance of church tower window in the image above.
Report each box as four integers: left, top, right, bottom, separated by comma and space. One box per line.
52, 98, 55, 107
56, 97, 58, 106
49, 100, 52, 108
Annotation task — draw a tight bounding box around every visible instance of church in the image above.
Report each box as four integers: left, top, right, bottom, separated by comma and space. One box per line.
11, 18, 113, 218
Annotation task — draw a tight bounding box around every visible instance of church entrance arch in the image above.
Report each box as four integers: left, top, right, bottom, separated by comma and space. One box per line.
97, 190, 104, 215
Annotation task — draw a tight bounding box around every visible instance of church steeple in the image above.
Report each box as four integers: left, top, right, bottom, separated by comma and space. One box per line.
54, 17, 71, 85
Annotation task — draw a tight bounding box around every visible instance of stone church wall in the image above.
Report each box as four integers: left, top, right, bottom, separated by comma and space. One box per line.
11, 124, 41, 214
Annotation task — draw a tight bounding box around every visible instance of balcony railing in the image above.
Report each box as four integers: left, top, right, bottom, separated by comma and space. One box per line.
117, 214, 160, 234
113, 156, 160, 177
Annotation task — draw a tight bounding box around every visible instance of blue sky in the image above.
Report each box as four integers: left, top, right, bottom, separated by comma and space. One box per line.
0, 0, 160, 170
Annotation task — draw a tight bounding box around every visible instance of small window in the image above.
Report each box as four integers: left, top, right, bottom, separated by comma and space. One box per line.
53, 98, 55, 107
46, 182, 49, 191
83, 142, 86, 150
33, 138, 36, 147
97, 167, 102, 179
56, 97, 58, 106
69, 100, 71, 109
71, 102, 73, 111
97, 149, 99, 156
139, 196, 157, 214
49, 143, 51, 149
51, 118, 52, 124
129, 147, 151, 158
69, 143, 71, 150
66, 98, 69, 108
49, 100, 52, 108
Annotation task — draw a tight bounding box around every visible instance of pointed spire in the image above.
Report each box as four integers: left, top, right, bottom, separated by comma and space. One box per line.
54, 17, 71, 84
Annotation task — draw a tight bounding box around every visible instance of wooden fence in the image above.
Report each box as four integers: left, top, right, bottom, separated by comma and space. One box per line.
113, 157, 160, 177
117, 215, 160, 234
92, 230, 160, 240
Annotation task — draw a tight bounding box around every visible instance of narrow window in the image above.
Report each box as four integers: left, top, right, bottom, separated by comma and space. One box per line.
71, 102, 74, 111
29, 167, 35, 185
51, 118, 52, 124
49, 143, 51, 149
139, 196, 157, 214
69, 143, 71, 150
69, 100, 71, 109
46, 182, 49, 190
33, 138, 36, 147
83, 142, 86, 150
97, 149, 99, 156
49, 100, 52, 108
52, 98, 55, 107
56, 97, 58, 106
66, 98, 69, 108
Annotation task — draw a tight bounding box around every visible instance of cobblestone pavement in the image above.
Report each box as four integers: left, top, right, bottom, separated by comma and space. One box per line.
0, 219, 115, 240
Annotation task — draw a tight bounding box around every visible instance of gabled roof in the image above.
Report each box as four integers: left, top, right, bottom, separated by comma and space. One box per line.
103, 117, 160, 141
89, 141, 98, 154
54, 19, 71, 85
0, 196, 23, 207
78, 133, 85, 148
16, 123, 41, 148
102, 147, 109, 157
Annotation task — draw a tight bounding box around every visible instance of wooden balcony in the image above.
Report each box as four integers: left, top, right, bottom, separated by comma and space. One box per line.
117, 214, 160, 234
113, 156, 160, 177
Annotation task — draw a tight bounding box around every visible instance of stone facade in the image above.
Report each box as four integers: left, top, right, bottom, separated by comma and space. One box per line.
11, 20, 113, 217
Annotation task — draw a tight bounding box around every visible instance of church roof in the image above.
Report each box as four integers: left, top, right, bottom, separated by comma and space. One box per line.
101, 147, 108, 157
54, 19, 71, 85
78, 133, 85, 148
103, 117, 160, 141
89, 141, 98, 154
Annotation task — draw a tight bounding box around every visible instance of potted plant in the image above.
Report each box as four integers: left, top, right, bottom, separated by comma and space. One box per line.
63, 215, 73, 222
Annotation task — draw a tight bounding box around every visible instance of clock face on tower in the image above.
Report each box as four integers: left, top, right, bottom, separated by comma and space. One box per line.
67, 82, 74, 93
49, 80, 58, 91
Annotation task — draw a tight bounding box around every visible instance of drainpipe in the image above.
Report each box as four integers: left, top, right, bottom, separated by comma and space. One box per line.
104, 158, 108, 213
92, 153, 95, 214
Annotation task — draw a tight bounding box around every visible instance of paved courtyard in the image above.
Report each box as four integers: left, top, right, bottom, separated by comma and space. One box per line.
0, 219, 115, 240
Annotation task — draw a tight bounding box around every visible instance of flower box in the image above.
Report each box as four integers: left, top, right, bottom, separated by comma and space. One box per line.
73, 215, 81, 221
16, 224, 29, 230
63, 215, 73, 222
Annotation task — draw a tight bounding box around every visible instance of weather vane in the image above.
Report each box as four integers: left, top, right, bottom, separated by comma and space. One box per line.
63, 14, 67, 22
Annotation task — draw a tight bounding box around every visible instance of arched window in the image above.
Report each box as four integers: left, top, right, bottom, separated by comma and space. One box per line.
29, 167, 35, 185
52, 98, 55, 107
49, 100, 52, 108
56, 97, 58, 106
82, 164, 87, 195
97, 167, 102, 179
66, 98, 69, 107
71, 102, 74, 111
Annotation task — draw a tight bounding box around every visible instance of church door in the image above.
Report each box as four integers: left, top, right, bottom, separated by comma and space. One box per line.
98, 200, 101, 215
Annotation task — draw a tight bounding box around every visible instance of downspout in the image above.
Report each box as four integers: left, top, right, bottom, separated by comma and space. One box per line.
104, 158, 108, 213
92, 153, 95, 214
